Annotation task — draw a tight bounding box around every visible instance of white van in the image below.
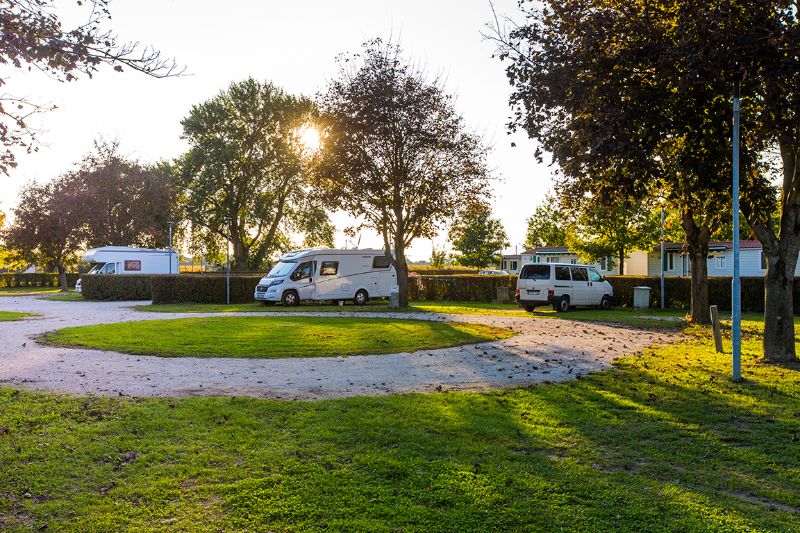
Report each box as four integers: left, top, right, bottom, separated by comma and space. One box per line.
254, 248, 397, 306
76, 247, 179, 292
515, 263, 613, 312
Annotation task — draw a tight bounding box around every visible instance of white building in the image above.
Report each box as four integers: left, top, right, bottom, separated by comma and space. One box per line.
501, 246, 648, 276
646, 240, 790, 277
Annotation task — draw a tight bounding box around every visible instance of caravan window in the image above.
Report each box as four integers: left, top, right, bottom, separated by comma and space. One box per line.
372, 256, 391, 269
320, 261, 339, 276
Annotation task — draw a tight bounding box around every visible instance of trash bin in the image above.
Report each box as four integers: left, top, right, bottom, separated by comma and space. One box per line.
633, 286, 651, 309
389, 285, 400, 309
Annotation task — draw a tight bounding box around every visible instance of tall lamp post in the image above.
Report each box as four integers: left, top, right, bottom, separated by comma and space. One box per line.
731, 81, 742, 381
659, 199, 665, 309
167, 221, 175, 274
225, 216, 232, 305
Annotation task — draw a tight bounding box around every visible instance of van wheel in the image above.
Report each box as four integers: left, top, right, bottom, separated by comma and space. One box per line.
600, 295, 612, 311
353, 289, 369, 305
554, 296, 570, 313
282, 290, 299, 306
524, 305, 535, 312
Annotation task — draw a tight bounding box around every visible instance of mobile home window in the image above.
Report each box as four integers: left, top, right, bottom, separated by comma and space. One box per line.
714, 256, 726, 269
547, 256, 561, 263
124, 260, 141, 271
663, 252, 674, 270
510, 260, 518, 271
570, 259, 577, 265
320, 261, 339, 276
372, 256, 391, 269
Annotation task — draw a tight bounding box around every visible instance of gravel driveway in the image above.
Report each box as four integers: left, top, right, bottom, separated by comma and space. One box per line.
0, 296, 677, 399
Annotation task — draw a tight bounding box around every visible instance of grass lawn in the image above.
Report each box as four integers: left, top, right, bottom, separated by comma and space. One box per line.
0, 311, 37, 322
38, 291, 83, 302
0, 287, 60, 297
2, 324, 799, 530
42, 316, 513, 358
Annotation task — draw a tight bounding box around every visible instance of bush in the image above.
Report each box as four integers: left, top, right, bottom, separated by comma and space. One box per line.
81, 275, 154, 301
151, 275, 263, 304
0, 273, 80, 288
408, 266, 480, 275
409, 275, 518, 302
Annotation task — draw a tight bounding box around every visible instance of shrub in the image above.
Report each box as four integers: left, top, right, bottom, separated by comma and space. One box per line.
409, 275, 517, 302
0, 273, 80, 288
151, 275, 263, 304
80, 275, 153, 301
408, 266, 480, 275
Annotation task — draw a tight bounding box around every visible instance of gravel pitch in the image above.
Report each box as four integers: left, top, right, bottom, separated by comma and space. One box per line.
0, 296, 677, 399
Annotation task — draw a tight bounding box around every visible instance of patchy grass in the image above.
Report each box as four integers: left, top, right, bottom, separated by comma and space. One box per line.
134, 301, 396, 314
0, 311, 37, 322
2, 324, 798, 530
38, 291, 83, 302
42, 316, 513, 358
0, 287, 60, 297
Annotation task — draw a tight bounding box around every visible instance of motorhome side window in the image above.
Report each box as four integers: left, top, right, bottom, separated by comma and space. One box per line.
320, 261, 338, 276
372, 256, 390, 269
291, 261, 313, 281
520, 264, 550, 280
555, 266, 571, 281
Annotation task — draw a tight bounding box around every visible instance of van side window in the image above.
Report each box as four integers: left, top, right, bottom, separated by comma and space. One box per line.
555, 266, 571, 281
320, 261, 339, 276
570, 267, 588, 281
520, 264, 550, 280
588, 268, 602, 282
291, 261, 313, 281
372, 256, 391, 269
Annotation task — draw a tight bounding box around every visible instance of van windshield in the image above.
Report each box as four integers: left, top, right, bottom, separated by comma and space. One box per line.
266, 261, 297, 278
520, 264, 550, 280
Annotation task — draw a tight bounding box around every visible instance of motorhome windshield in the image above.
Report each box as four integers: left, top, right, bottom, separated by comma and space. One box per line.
87, 264, 102, 274
267, 261, 297, 278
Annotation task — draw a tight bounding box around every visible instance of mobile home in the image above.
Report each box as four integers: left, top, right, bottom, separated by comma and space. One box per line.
76, 246, 179, 292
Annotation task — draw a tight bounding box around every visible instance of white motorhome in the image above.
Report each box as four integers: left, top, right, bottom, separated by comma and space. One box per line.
76, 247, 179, 292
254, 248, 397, 305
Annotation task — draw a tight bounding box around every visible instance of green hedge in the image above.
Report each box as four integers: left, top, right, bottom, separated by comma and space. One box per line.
410, 275, 518, 302
605, 276, 785, 312
151, 275, 263, 304
80, 275, 154, 301
0, 273, 80, 288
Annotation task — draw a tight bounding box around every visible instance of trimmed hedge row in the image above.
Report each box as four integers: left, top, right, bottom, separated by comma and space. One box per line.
80, 275, 154, 301
605, 276, 778, 312
151, 275, 263, 304
0, 273, 80, 288
409, 275, 517, 302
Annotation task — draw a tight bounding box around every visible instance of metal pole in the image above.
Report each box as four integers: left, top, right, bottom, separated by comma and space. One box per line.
167, 221, 174, 274
660, 206, 665, 309
732, 81, 742, 381
225, 217, 231, 305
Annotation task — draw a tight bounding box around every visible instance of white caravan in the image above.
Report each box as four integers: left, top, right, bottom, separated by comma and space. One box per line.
254, 248, 397, 305
76, 246, 179, 292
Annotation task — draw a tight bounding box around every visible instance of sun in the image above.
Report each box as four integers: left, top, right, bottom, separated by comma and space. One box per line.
298, 124, 321, 153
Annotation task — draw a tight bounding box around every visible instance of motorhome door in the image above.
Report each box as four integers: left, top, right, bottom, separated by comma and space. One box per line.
292, 261, 316, 300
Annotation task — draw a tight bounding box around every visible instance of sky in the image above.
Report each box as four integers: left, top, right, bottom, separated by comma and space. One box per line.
1, 0, 555, 261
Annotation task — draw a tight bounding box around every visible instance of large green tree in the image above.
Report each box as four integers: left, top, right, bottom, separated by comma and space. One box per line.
314, 39, 490, 306
449, 202, 509, 268
525, 194, 568, 249
566, 198, 659, 275
489, 0, 775, 325
177, 79, 333, 271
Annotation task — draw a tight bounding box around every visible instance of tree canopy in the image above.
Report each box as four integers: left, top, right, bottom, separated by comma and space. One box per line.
177, 78, 333, 271
525, 194, 568, 249
314, 39, 491, 305
449, 202, 509, 268
0, 0, 180, 175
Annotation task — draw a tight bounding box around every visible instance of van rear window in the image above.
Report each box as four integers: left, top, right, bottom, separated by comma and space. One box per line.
520, 264, 550, 280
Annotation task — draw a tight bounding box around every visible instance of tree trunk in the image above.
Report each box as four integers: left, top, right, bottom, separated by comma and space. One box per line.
682, 212, 710, 324
56, 264, 69, 293
394, 244, 409, 307
763, 253, 796, 362
618, 248, 625, 276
